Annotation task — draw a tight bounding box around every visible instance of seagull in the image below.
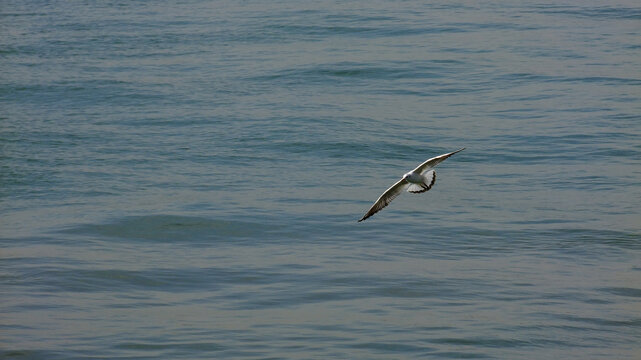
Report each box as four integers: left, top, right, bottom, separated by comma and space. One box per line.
358, 148, 465, 222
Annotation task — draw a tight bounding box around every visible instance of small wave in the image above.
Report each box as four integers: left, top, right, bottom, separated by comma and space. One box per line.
496, 73, 641, 85
18, 263, 313, 294
599, 287, 641, 298
0, 350, 64, 360
251, 60, 462, 85
535, 6, 641, 20
60, 215, 279, 243
116, 341, 226, 352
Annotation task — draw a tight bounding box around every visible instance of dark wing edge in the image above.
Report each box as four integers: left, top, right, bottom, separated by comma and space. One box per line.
425, 169, 436, 190
408, 170, 436, 193
358, 178, 408, 222
413, 147, 465, 174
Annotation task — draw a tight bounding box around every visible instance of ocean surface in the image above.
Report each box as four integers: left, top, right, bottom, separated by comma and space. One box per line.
2, 1, 640, 359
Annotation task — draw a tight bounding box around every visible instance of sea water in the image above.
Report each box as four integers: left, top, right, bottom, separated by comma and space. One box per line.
1, 1, 640, 359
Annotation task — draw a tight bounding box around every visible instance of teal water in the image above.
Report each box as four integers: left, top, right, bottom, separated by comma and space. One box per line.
2, 1, 640, 359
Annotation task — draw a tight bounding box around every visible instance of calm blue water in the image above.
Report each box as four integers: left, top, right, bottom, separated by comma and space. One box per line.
2, 1, 640, 359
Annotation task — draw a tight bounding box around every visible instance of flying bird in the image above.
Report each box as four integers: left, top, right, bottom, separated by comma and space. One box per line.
358, 148, 465, 222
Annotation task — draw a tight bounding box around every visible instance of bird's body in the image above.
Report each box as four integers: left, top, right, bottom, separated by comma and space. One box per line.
358, 148, 465, 222
404, 171, 424, 184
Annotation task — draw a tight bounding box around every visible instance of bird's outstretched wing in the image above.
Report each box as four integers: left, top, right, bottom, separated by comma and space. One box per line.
412, 148, 465, 175
358, 178, 408, 222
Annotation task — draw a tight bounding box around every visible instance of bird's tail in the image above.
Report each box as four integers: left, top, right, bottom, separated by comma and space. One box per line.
407, 170, 436, 193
